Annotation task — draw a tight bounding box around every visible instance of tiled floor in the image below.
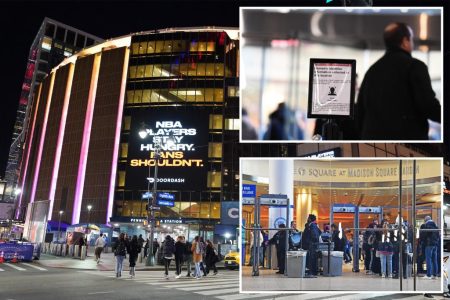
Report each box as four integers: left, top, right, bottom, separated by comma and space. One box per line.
242, 263, 441, 292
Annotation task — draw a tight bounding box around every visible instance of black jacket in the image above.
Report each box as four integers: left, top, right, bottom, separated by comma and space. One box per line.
162, 236, 175, 258
269, 230, 287, 252
357, 48, 441, 140
174, 241, 185, 259
128, 239, 141, 259
205, 244, 218, 265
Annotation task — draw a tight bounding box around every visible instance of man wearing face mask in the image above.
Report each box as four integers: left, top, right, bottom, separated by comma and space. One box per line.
357, 22, 441, 140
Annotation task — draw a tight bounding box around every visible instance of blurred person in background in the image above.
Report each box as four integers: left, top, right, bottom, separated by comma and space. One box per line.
264, 102, 303, 140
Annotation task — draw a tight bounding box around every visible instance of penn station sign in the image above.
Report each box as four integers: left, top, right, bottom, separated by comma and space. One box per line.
126, 107, 209, 191
294, 160, 441, 183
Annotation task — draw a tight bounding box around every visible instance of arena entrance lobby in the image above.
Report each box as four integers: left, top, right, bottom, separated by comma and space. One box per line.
241, 159, 442, 292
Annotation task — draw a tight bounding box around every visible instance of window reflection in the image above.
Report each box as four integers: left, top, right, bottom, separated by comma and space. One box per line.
126, 88, 224, 104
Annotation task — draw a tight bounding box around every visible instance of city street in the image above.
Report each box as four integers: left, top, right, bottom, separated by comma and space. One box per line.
0, 261, 447, 300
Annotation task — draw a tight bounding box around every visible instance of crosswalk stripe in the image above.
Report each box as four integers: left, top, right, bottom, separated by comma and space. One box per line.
163, 281, 238, 289
197, 288, 238, 296
215, 294, 280, 300
0, 268, 4, 272
21, 263, 47, 271
180, 283, 238, 291
145, 279, 238, 286
4, 263, 26, 271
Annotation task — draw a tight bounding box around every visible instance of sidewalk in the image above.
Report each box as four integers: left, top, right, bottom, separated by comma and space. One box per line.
37, 249, 227, 271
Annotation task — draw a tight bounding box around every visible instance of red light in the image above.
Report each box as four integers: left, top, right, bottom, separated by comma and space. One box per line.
271, 39, 300, 48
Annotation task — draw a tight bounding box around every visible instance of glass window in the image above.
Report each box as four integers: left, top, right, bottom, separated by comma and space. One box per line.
207, 171, 222, 188
150, 90, 161, 102
55, 27, 65, 41
161, 65, 171, 77
211, 202, 220, 219
54, 42, 63, 49
66, 30, 75, 45
131, 43, 139, 55
133, 90, 143, 103
144, 65, 153, 78
190, 41, 198, 52
163, 40, 173, 53
42, 37, 52, 51
200, 203, 210, 218
128, 66, 137, 79
44, 23, 55, 37
198, 42, 207, 52
138, 42, 147, 55
142, 90, 151, 103
187, 64, 197, 76
76, 34, 85, 48
208, 143, 222, 158
171, 63, 180, 75
197, 64, 206, 76
180, 64, 188, 76
225, 119, 240, 130
86, 38, 95, 47
215, 64, 224, 76
126, 91, 135, 104
214, 89, 224, 102
206, 64, 214, 76
123, 116, 131, 130
117, 171, 126, 187
172, 40, 187, 52
152, 65, 162, 77
190, 202, 200, 218
120, 143, 128, 158
136, 65, 145, 78
228, 86, 239, 97
147, 41, 156, 54
207, 41, 215, 52
209, 115, 223, 130
155, 41, 164, 53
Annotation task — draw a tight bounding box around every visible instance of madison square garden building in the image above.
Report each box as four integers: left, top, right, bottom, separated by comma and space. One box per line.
17, 28, 240, 242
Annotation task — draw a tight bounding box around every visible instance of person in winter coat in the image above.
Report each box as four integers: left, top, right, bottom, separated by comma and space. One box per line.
184, 237, 193, 277
205, 240, 218, 275
423, 216, 440, 279
269, 223, 287, 275
191, 236, 203, 279
306, 214, 321, 277
378, 222, 394, 278
162, 235, 175, 279
174, 236, 185, 278
143, 238, 149, 258
128, 235, 141, 278
112, 233, 127, 278
199, 236, 207, 276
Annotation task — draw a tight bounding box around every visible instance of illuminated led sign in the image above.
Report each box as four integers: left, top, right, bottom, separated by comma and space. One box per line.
126, 107, 209, 190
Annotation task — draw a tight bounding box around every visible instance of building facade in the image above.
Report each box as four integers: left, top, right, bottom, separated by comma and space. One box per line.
17, 28, 243, 242
3, 18, 102, 208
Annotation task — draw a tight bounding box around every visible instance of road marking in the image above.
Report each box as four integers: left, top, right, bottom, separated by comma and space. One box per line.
4, 263, 26, 271
216, 294, 283, 300
87, 291, 114, 295
159, 280, 238, 289
145, 279, 239, 286
0, 268, 4, 272
180, 283, 238, 291
197, 288, 238, 296
21, 263, 47, 271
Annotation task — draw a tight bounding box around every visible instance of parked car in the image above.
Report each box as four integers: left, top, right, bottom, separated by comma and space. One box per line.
224, 251, 240, 270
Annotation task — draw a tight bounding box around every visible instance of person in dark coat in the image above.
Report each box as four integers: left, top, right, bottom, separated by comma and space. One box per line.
204, 240, 218, 275
357, 22, 441, 140
162, 235, 175, 279
263, 102, 304, 140
174, 236, 185, 278
269, 223, 287, 275
306, 214, 321, 277
423, 216, 440, 279
128, 235, 141, 278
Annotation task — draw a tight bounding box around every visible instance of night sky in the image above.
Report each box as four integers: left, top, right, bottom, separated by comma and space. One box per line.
0, 0, 449, 177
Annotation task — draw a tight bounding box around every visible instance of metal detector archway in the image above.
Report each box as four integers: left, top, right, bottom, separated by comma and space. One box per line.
330, 204, 382, 272
243, 194, 290, 276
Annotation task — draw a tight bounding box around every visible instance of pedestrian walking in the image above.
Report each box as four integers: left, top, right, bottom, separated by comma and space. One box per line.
174, 236, 185, 278
205, 240, 218, 275
199, 236, 207, 276
128, 235, 141, 278
112, 233, 127, 278
423, 216, 439, 279
143, 238, 149, 258
191, 236, 203, 279
184, 237, 194, 277
94, 233, 106, 264
163, 235, 175, 279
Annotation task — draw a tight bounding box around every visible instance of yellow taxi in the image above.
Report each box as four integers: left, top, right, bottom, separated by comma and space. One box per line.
224, 251, 240, 270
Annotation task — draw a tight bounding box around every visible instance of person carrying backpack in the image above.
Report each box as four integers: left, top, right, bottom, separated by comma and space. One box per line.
112, 233, 127, 278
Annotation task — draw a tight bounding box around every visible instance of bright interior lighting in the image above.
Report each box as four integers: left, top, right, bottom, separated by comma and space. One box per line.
224, 232, 231, 239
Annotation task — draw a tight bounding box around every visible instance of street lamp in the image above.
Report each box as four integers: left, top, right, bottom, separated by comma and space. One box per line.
140, 129, 174, 266
224, 232, 231, 244
87, 205, 92, 224
58, 210, 63, 240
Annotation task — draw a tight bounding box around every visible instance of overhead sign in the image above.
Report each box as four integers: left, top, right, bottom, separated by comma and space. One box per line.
242, 184, 256, 198
126, 107, 209, 190
307, 58, 356, 118
157, 199, 175, 207
260, 194, 288, 206
301, 147, 341, 158
221, 201, 239, 225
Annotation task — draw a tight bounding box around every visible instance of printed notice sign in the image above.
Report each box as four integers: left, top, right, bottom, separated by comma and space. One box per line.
307, 59, 356, 118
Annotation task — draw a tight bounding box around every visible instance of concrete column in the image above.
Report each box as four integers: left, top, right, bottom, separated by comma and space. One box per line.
268, 160, 294, 237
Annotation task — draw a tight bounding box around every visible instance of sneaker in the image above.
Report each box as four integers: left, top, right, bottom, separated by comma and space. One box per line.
432, 276, 437, 279
165, 275, 169, 279
388, 274, 394, 278
382, 274, 386, 278
213, 272, 218, 276
186, 274, 191, 277
196, 276, 201, 280
175, 275, 181, 279
424, 276, 433, 280
423, 294, 434, 299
